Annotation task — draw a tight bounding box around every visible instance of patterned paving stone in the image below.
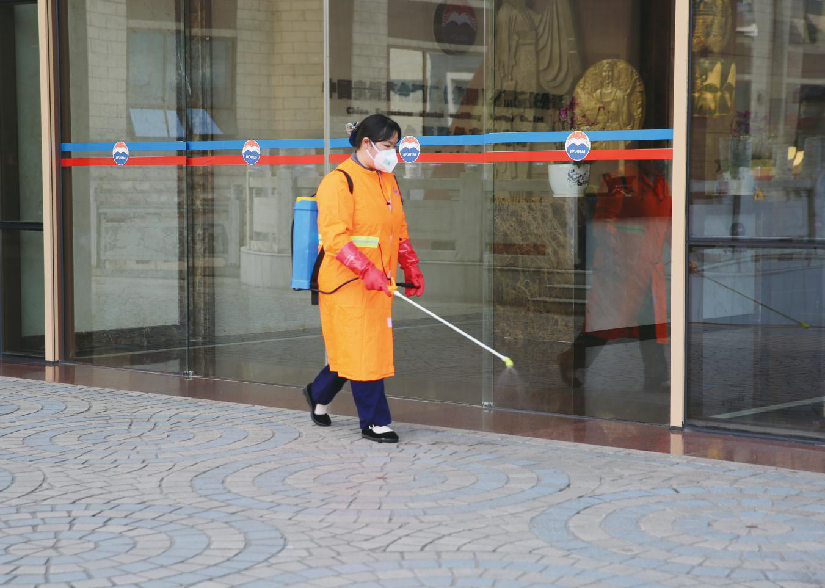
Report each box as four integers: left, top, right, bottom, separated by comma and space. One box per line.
0, 462, 45, 502
532, 486, 825, 585
0, 386, 300, 465
178, 441, 569, 516
2, 375, 825, 587
0, 503, 285, 586
0, 392, 90, 423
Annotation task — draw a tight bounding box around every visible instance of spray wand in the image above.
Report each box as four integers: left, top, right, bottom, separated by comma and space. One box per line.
391, 284, 514, 368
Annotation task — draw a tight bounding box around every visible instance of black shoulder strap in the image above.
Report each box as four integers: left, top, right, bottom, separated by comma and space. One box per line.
337, 169, 354, 193
310, 249, 324, 306
311, 169, 353, 305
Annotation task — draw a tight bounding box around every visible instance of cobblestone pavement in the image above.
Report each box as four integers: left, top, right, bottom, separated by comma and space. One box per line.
2, 377, 825, 587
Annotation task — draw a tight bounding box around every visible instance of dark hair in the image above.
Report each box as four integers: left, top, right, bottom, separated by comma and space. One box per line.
348, 114, 402, 148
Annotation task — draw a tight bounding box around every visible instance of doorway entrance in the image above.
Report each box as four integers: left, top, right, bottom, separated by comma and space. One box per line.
0, 0, 45, 357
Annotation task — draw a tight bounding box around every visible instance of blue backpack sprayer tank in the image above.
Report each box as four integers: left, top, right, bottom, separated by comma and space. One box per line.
291, 171, 514, 369
290, 196, 319, 292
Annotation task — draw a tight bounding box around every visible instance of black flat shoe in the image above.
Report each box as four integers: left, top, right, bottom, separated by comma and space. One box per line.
362, 425, 399, 443
303, 384, 331, 427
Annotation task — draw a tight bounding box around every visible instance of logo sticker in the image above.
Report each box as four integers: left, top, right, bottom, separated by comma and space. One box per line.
435, 1, 478, 55
565, 131, 591, 162
112, 142, 129, 166
399, 136, 421, 163
242, 139, 261, 165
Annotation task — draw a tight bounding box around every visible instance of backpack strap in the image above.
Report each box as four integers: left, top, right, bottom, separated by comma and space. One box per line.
311, 168, 354, 305
310, 250, 324, 305
337, 169, 354, 193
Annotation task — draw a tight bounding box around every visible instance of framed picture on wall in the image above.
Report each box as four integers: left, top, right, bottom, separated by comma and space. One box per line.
446, 72, 473, 126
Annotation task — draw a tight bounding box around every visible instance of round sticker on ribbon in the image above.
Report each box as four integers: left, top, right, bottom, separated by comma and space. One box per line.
565, 131, 591, 162
112, 142, 129, 166
399, 136, 421, 163
242, 139, 261, 165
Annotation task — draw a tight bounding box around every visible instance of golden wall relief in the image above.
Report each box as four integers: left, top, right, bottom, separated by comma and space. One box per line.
692, 0, 732, 54
573, 59, 644, 132
692, 58, 736, 117
573, 59, 644, 151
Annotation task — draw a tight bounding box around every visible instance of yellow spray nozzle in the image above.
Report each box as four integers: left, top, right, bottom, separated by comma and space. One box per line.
503, 357, 514, 368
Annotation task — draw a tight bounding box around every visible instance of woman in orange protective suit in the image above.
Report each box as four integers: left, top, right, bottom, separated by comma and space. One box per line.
302, 114, 425, 444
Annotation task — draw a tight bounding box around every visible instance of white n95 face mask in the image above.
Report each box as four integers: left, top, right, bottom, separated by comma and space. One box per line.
370, 141, 398, 173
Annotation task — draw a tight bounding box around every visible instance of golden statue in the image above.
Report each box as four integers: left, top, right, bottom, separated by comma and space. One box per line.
493, 0, 581, 181
495, 0, 581, 99
692, 58, 736, 116
693, 0, 732, 54
573, 59, 644, 139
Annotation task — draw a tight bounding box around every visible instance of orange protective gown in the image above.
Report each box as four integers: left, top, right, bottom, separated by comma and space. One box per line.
584, 164, 672, 343
316, 157, 409, 381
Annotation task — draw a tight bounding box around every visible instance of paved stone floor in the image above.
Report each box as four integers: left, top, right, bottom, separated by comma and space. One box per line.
2, 377, 825, 587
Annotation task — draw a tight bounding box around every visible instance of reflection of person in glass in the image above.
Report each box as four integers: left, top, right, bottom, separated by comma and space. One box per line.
557, 163, 672, 391
303, 115, 426, 444
593, 61, 633, 130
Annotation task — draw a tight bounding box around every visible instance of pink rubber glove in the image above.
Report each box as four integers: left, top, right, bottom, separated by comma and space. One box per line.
403, 264, 425, 297
398, 239, 425, 297
336, 242, 391, 296
362, 264, 392, 296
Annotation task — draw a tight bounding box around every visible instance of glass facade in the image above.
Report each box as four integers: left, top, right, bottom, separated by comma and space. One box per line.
687, 0, 825, 437
61, 0, 326, 383
0, 0, 45, 357
57, 0, 676, 423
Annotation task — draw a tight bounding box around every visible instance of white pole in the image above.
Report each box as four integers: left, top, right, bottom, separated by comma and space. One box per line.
393, 291, 513, 367
323, 0, 330, 175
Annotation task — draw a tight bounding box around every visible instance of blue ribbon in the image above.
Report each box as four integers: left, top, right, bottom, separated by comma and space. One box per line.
62, 129, 674, 153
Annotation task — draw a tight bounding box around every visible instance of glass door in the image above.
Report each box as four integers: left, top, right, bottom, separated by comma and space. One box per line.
60, 0, 189, 372
0, 0, 45, 357
490, 0, 676, 423
184, 0, 326, 385
687, 0, 825, 438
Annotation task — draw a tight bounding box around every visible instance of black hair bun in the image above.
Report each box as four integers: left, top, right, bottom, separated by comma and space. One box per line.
346, 122, 359, 147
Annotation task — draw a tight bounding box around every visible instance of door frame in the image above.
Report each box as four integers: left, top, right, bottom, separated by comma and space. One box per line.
670, 0, 690, 430
37, 0, 61, 363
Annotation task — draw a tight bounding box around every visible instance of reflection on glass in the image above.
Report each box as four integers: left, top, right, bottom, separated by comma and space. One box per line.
688, 0, 825, 436
489, 0, 674, 424
688, 247, 825, 436
186, 0, 325, 386
0, 2, 42, 223
129, 109, 180, 138
62, 0, 188, 371
2, 231, 45, 356
0, 2, 43, 356
557, 163, 672, 393
689, 0, 825, 242
58, 0, 677, 425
